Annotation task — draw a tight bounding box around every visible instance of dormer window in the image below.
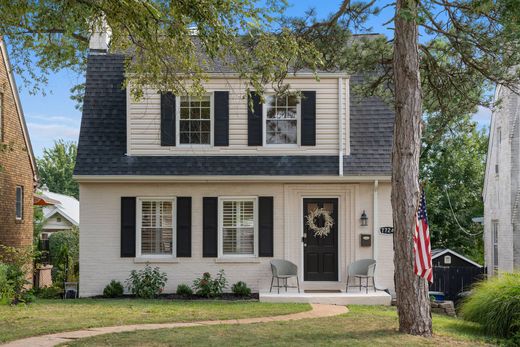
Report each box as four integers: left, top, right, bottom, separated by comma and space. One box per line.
263, 94, 300, 145
178, 95, 213, 145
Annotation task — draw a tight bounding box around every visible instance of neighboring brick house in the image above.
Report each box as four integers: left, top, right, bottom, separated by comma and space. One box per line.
75, 33, 395, 300
0, 37, 38, 251
484, 84, 520, 274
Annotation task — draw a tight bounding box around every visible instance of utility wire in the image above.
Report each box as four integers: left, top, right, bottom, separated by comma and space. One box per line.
444, 187, 484, 237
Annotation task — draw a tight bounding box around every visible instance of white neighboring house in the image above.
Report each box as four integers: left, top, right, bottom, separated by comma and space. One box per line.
484, 84, 520, 274
38, 185, 79, 240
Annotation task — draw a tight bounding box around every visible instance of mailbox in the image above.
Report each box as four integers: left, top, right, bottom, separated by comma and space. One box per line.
360, 234, 372, 247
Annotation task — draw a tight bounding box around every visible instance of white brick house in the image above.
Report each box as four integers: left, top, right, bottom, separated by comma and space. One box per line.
74, 41, 396, 298
484, 85, 520, 274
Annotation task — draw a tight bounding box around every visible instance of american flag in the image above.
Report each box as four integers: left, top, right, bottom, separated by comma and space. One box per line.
414, 189, 433, 283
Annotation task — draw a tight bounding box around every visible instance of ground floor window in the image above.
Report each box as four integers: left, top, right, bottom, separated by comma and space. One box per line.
139, 199, 174, 256
15, 186, 23, 220
219, 198, 257, 257
492, 220, 499, 272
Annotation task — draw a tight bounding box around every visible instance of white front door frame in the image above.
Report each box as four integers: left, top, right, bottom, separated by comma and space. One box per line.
283, 184, 358, 290
300, 195, 341, 284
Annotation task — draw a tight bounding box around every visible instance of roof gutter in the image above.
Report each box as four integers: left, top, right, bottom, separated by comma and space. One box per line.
73, 174, 392, 183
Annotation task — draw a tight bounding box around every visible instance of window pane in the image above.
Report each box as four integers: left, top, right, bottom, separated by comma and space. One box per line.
190, 132, 200, 144
264, 94, 298, 144
180, 132, 190, 144
287, 107, 297, 119
180, 120, 190, 132
141, 200, 173, 255
15, 187, 23, 219
200, 120, 210, 132
190, 121, 201, 133
288, 95, 298, 106
200, 107, 210, 119
222, 200, 255, 256
180, 108, 190, 119
200, 133, 210, 144
191, 107, 200, 119
179, 95, 212, 145
180, 96, 189, 107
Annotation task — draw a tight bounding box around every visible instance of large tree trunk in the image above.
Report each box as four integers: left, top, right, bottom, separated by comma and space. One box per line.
392, 0, 432, 336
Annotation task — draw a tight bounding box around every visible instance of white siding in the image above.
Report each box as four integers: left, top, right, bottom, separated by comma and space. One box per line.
484, 86, 520, 273
127, 77, 349, 156
42, 213, 74, 232
79, 181, 394, 296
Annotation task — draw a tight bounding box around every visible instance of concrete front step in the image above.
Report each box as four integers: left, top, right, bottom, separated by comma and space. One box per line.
259, 290, 392, 306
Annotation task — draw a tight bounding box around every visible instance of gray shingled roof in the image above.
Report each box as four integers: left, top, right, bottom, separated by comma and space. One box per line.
74, 54, 394, 176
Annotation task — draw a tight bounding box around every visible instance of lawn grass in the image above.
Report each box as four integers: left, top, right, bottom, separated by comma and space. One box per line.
65, 305, 502, 347
0, 299, 310, 343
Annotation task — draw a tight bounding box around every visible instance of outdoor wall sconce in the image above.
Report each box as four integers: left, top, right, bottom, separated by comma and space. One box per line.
360, 210, 368, 226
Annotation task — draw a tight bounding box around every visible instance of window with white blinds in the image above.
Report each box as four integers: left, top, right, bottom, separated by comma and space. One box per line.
140, 199, 174, 255
220, 199, 256, 256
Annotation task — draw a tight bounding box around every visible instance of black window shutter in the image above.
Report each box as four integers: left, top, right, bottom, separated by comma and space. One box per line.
214, 91, 229, 146
203, 197, 218, 257
121, 197, 136, 257
301, 91, 316, 146
247, 92, 263, 146
161, 92, 176, 146
176, 197, 192, 257
258, 196, 274, 257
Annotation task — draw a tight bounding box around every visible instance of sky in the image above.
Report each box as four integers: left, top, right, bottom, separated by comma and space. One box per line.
11, 0, 491, 158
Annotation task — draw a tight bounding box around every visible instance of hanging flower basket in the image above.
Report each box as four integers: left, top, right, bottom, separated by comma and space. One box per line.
306, 207, 334, 238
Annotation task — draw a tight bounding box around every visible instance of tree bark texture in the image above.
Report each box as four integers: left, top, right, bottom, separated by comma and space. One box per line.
392, 0, 433, 337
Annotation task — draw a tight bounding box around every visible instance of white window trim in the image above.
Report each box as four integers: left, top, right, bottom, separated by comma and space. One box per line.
175, 93, 214, 147
262, 94, 301, 147
136, 197, 177, 259
15, 186, 23, 220
218, 196, 258, 259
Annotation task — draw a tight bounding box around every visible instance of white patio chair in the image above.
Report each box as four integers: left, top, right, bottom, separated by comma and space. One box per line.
346, 259, 376, 293
270, 259, 300, 294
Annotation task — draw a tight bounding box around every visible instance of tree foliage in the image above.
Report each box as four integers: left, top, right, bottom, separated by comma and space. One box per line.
421, 117, 487, 264
37, 140, 78, 199
0, 0, 321, 101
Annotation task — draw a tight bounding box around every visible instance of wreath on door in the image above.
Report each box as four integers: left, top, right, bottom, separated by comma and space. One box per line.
305, 207, 334, 238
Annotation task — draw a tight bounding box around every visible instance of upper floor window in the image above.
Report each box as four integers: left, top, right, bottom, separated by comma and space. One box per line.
137, 198, 174, 256
15, 186, 23, 220
219, 198, 257, 257
263, 94, 299, 145
178, 95, 212, 145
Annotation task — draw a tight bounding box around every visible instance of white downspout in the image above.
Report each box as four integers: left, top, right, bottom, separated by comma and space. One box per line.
373, 180, 379, 260
338, 78, 344, 176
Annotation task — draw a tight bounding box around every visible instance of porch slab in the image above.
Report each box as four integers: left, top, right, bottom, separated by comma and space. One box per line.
259, 290, 392, 306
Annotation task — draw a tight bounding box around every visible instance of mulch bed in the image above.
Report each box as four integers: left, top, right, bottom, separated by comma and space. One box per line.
89, 293, 260, 301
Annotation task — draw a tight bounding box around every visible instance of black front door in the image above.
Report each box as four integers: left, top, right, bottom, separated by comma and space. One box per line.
303, 198, 338, 281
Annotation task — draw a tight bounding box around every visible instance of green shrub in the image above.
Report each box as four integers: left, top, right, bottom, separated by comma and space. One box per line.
48, 229, 79, 284
35, 286, 63, 299
125, 265, 167, 299
192, 270, 227, 298
461, 272, 520, 339
103, 280, 124, 298
176, 283, 193, 297
0, 246, 35, 305
0, 263, 14, 305
232, 281, 251, 297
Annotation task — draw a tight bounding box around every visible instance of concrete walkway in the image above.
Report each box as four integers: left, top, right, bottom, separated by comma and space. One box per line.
2, 304, 347, 347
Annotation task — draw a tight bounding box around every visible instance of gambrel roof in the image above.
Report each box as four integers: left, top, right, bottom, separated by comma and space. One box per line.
74, 54, 394, 177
